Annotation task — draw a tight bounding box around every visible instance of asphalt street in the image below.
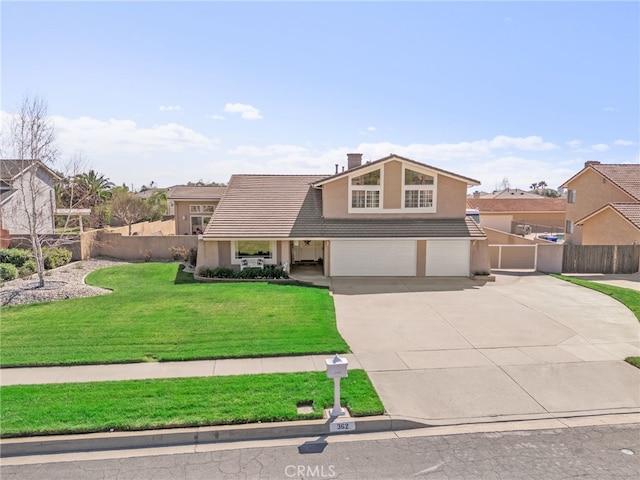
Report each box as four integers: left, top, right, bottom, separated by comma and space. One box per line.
2, 423, 639, 480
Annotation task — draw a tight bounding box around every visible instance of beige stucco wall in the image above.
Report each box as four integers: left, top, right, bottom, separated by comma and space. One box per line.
565, 168, 635, 245
479, 214, 513, 232
195, 239, 220, 272
513, 212, 566, 230
383, 160, 402, 209
470, 239, 491, 274
537, 244, 563, 273
416, 240, 426, 276
92, 231, 198, 261
321, 161, 470, 219
174, 200, 219, 235
581, 209, 640, 245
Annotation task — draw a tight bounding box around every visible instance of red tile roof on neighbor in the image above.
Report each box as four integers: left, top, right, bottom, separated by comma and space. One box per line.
561, 163, 640, 201
205, 174, 486, 239
466, 197, 567, 213
576, 202, 640, 230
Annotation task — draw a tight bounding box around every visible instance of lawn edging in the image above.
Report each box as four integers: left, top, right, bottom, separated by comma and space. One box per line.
550, 274, 640, 369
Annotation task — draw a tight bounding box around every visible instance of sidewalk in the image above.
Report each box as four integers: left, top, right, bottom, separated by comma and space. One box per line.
0, 354, 362, 386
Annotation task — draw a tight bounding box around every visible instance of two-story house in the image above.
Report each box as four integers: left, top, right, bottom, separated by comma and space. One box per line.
167, 186, 227, 235
560, 161, 640, 245
0, 159, 60, 235
196, 154, 490, 277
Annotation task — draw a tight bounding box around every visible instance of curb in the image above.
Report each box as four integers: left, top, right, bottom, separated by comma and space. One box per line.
0, 416, 426, 458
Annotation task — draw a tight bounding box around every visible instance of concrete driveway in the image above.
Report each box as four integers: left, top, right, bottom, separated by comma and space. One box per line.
332, 273, 640, 425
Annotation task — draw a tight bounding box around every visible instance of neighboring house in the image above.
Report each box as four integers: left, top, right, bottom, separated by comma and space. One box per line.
0, 159, 60, 235
466, 197, 566, 234
575, 203, 640, 245
560, 161, 640, 245
473, 188, 542, 199
167, 186, 227, 235
197, 154, 490, 277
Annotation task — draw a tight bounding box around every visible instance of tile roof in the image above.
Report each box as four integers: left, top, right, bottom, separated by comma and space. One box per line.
204, 175, 327, 237
467, 198, 567, 213
561, 163, 640, 201
590, 164, 640, 201
205, 174, 486, 239
168, 186, 227, 200
476, 188, 542, 199
577, 202, 640, 230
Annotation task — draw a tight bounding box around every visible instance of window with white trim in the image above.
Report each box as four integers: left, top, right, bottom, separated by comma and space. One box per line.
190, 204, 215, 213
350, 169, 381, 210
403, 168, 435, 210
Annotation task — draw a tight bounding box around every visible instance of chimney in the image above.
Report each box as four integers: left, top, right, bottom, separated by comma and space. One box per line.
347, 153, 363, 170
335, 164, 339, 175
585, 161, 601, 167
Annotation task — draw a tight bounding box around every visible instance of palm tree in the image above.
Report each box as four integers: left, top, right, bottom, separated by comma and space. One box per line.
74, 170, 114, 207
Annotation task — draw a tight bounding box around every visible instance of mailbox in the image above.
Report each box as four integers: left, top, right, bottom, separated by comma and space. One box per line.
326, 354, 348, 379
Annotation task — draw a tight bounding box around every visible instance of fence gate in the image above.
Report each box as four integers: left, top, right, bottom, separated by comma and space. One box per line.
562, 245, 640, 274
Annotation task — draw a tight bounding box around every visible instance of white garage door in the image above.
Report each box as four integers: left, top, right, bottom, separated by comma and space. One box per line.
426, 240, 470, 276
330, 240, 416, 276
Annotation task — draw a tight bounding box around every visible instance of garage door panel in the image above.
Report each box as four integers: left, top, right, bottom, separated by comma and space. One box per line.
331, 240, 416, 276
426, 240, 470, 276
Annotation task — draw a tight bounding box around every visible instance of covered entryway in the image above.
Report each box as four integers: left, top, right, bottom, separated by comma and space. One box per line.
329, 240, 416, 276
426, 239, 470, 276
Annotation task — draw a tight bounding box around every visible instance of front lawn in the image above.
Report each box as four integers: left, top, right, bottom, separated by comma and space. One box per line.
551, 274, 640, 368
0, 370, 384, 437
0, 263, 349, 366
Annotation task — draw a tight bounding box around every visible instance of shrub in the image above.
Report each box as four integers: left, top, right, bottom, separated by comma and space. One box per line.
0, 263, 19, 282
169, 246, 189, 261
198, 265, 289, 280
43, 247, 72, 270
188, 247, 197, 266
0, 248, 31, 268
19, 259, 37, 277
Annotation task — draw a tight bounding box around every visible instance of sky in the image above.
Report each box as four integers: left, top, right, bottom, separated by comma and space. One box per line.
2, 0, 639, 192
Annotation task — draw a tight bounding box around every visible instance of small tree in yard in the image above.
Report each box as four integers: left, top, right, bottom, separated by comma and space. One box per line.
2, 96, 59, 287
110, 190, 151, 235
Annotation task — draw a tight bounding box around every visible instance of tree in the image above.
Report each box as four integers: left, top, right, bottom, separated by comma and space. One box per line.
2, 95, 59, 287
110, 190, 151, 235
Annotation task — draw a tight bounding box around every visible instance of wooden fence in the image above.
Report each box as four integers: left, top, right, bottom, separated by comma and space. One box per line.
562, 244, 640, 274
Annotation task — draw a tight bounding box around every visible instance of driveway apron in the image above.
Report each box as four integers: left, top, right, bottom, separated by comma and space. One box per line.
332, 274, 640, 424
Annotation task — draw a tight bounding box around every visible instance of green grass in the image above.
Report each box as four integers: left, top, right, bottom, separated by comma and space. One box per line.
0, 263, 349, 367
551, 274, 640, 368
0, 370, 383, 437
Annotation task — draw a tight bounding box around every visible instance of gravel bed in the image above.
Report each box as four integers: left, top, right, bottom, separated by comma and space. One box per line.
0, 258, 130, 306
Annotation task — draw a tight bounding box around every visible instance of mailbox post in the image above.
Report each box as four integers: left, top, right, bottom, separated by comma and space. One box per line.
325, 354, 348, 417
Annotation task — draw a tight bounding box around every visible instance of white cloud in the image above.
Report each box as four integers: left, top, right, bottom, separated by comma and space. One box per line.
613, 139, 635, 146
602, 107, 617, 112
223, 103, 263, 120
591, 143, 610, 152
207, 114, 225, 121
367, 126, 377, 132
228, 145, 308, 157
566, 139, 582, 149
158, 105, 183, 112
488, 135, 559, 151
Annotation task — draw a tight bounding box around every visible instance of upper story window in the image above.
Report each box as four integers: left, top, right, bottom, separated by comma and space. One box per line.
190, 204, 215, 213
403, 168, 435, 210
567, 190, 576, 204
350, 169, 381, 210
